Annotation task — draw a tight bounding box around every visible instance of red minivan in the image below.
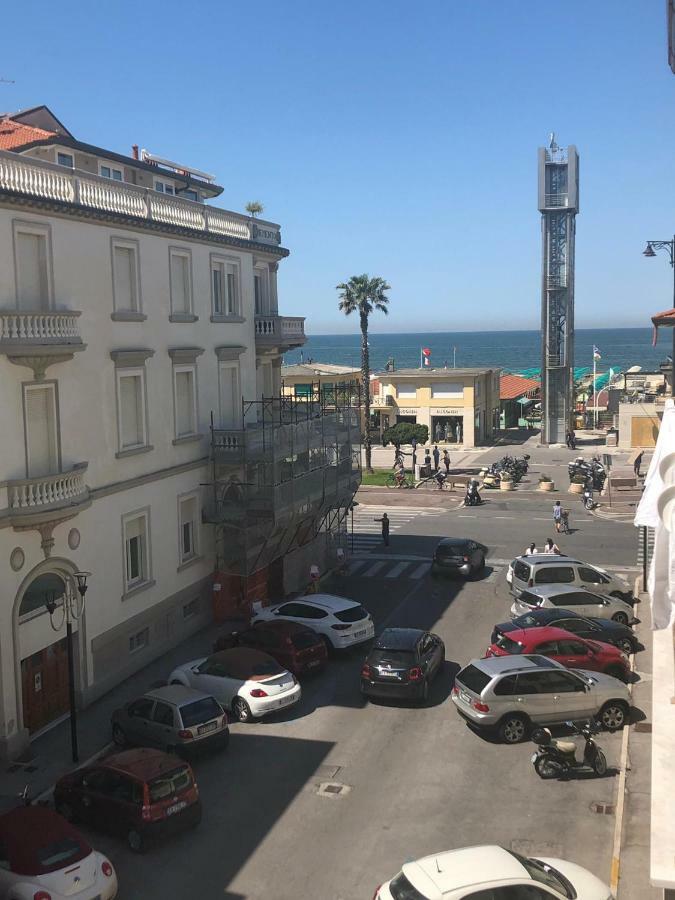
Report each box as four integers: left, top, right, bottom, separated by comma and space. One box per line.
214, 620, 328, 675
54, 748, 201, 853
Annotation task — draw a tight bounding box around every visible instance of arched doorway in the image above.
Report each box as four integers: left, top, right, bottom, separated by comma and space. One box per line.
14, 566, 77, 736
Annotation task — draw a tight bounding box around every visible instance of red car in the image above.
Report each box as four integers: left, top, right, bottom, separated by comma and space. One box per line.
214, 621, 328, 676
486, 625, 630, 681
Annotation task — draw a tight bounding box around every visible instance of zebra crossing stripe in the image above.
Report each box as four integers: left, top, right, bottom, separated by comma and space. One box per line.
410, 563, 431, 579
385, 561, 411, 579
363, 560, 387, 577
347, 560, 367, 575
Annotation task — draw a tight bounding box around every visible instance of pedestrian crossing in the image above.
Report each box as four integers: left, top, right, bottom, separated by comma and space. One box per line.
348, 557, 432, 580
348, 505, 445, 554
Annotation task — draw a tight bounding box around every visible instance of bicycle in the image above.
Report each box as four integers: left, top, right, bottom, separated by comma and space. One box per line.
560, 511, 571, 534
386, 472, 415, 489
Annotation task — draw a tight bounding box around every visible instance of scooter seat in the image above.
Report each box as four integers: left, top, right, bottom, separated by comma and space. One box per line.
550, 739, 577, 755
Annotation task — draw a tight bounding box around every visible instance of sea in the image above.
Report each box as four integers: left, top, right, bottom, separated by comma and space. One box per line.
282, 328, 669, 376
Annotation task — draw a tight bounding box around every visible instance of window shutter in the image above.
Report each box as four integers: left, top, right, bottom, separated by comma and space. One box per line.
125, 515, 144, 540
120, 376, 143, 447
175, 370, 193, 436
16, 232, 48, 309
25, 387, 57, 477
226, 268, 237, 315
114, 246, 136, 311
171, 254, 189, 313
212, 265, 223, 314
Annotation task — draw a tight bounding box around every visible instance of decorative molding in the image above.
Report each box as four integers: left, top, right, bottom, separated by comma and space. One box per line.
215, 345, 246, 361
89, 457, 208, 501
169, 313, 199, 324
9, 547, 25, 571
121, 578, 156, 603
111, 311, 147, 323
115, 444, 154, 460
172, 434, 204, 446
6, 349, 85, 380
110, 348, 155, 367
210, 314, 246, 324
168, 347, 205, 364
177, 554, 205, 574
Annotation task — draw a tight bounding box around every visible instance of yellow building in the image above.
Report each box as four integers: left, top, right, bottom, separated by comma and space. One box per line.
373, 367, 501, 448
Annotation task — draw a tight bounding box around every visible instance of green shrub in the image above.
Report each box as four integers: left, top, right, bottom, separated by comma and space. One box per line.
539, 473, 552, 482
382, 422, 429, 447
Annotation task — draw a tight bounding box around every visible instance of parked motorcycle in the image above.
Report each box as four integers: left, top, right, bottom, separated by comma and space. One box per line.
582, 482, 597, 510
568, 456, 606, 491
531, 721, 607, 779
481, 469, 501, 489
464, 479, 483, 506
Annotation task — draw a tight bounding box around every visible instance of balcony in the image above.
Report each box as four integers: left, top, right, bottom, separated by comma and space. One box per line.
1, 462, 90, 527
254, 315, 306, 351
0, 150, 283, 248
0, 310, 85, 378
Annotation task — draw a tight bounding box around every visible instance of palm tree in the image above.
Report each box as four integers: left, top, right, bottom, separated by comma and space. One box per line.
245, 201, 264, 218
336, 274, 391, 472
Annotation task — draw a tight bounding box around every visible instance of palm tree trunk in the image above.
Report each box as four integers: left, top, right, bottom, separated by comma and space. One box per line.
360, 312, 372, 472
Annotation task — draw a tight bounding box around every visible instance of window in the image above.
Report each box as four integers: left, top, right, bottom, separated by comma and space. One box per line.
211, 257, 239, 316
493, 675, 518, 696
152, 702, 175, 726
535, 671, 582, 693
169, 249, 192, 315
178, 494, 199, 562
535, 566, 575, 585
513, 672, 547, 695
555, 618, 586, 633
23, 383, 59, 477
532, 641, 558, 655
112, 240, 140, 313
100, 163, 123, 181
57, 152, 74, 167
123, 512, 150, 591
173, 367, 197, 438
388, 871, 427, 900
218, 362, 240, 428
182, 189, 198, 201
117, 371, 147, 450
430, 381, 462, 398
277, 602, 312, 617
128, 698, 154, 719
155, 180, 175, 195
579, 566, 608, 585
14, 223, 51, 311
475, 380, 481, 399
129, 626, 149, 652
183, 598, 200, 619
254, 273, 263, 314
397, 384, 416, 399
456, 664, 491, 695
558, 639, 588, 656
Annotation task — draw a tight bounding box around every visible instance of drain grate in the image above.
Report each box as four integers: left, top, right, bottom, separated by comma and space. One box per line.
591, 802, 615, 815
634, 722, 652, 733
317, 781, 351, 798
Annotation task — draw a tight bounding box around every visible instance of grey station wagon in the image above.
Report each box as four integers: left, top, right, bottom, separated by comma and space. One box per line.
510, 583, 635, 626
506, 554, 633, 602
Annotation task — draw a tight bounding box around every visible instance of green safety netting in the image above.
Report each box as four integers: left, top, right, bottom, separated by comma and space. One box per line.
505, 366, 621, 387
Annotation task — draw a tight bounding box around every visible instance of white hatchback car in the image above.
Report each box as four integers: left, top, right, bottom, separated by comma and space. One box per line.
168, 648, 301, 722
375, 844, 613, 899
252, 594, 375, 649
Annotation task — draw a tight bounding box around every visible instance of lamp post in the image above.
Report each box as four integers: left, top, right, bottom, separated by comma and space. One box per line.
643, 238, 675, 395
349, 500, 358, 554
45, 571, 90, 763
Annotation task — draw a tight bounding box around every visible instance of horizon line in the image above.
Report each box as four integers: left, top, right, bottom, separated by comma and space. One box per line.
300, 325, 655, 337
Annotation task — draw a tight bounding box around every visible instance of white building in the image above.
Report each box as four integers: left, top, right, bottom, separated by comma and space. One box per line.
0, 106, 307, 759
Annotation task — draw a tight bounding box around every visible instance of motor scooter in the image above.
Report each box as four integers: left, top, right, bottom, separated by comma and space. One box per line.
464, 479, 482, 506
531, 721, 607, 779
582, 483, 596, 510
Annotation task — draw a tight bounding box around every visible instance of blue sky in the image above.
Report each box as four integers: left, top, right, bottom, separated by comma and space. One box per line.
3, 1, 674, 333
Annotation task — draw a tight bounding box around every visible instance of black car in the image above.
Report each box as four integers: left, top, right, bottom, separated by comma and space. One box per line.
361, 628, 445, 704
431, 538, 487, 578
492, 607, 638, 655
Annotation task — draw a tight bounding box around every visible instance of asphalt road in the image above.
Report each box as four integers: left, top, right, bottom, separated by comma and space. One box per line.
78, 496, 641, 900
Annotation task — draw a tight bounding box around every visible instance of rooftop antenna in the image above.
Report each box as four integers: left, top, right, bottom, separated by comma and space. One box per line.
548, 132, 558, 151
435, 858, 442, 874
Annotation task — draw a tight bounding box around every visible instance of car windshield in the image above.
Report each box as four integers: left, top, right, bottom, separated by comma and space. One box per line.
513, 560, 530, 581
509, 852, 574, 898
370, 649, 416, 666
456, 664, 491, 695
515, 613, 540, 627
495, 634, 523, 654
389, 871, 427, 900
148, 765, 193, 802
180, 697, 222, 727
334, 605, 367, 623
36, 837, 84, 869
291, 632, 320, 650
518, 590, 542, 607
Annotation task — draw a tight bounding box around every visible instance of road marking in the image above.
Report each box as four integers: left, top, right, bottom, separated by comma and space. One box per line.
385, 561, 410, 578
347, 560, 367, 575
410, 563, 431, 579
457, 514, 477, 518
362, 561, 387, 577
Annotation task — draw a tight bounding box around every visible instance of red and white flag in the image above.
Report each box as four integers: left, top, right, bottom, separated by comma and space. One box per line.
422, 347, 431, 367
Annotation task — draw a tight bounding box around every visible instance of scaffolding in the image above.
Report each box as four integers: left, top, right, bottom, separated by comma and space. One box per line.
203, 382, 362, 581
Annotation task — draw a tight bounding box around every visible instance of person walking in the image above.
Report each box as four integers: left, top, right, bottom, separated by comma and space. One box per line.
633, 449, 644, 478
443, 449, 451, 473
569, 430, 576, 450
544, 538, 561, 555
553, 500, 563, 534
565, 430, 572, 449
424, 449, 432, 474
524, 542, 537, 556
374, 512, 390, 546
432, 445, 440, 472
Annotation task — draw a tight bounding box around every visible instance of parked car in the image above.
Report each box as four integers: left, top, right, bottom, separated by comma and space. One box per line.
361, 628, 445, 704
214, 621, 327, 675
485, 625, 630, 681
493, 606, 638, 655
431, 538, 487, 578
374, 844, 612, 899
451, 653, 631, 743
168, 648, 301, 722
507, 554, 633, 602
0, 806, 118, 899
509, 583, 635, 626
111, 685, 229, 755
252, 594, 374, 650
54, 748, 201, 853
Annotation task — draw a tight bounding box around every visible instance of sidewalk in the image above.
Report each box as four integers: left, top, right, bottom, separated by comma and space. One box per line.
1, 620, 223, 800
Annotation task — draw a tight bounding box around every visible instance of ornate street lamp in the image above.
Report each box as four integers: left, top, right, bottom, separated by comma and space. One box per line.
643, 238, 675, 395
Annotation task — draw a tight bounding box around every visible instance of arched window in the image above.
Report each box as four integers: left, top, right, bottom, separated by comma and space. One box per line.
19, 573, 66, 620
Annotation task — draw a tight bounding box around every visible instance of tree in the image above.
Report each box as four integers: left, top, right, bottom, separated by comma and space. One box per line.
336, 274, 391, 472
245, 201, 264, 218
382, 422, 429, 447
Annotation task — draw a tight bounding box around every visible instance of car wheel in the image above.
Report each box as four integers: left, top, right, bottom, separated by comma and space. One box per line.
320, 635, 333, 654
55, 800, 77, 823
498, 714, 529, 744
616, 637, 635, 655
232, 697, 252, 723
611, 612, 629, 626
170, 679, 183, 686
111, 724, 127, 748
598, 700, 629, 731
127, 829, 145, 853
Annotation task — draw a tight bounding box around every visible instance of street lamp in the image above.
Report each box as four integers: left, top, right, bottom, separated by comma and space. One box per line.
643, 237, 675, 395
45, 571, 90, 763
349, 501, 359, 554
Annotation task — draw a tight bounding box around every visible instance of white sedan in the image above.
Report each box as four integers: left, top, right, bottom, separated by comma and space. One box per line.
252, 594, 375, 649
169, 648, 301, 722
0, 806, 117, 899
375, 845, 613, 899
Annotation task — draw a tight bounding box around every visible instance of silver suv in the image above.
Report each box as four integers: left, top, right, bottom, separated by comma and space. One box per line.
507, 554, 632, 602
451, 654, 631, 743
510, 583, 635, 626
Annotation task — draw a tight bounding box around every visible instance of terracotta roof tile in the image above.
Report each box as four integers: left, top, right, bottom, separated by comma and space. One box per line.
0, 118, 55, 150
500, 374, 540, 400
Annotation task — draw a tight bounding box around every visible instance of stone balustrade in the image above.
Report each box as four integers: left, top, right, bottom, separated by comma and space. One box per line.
2, 463, 89, 519
254, 315, 306, 347
0, 310, 82, 344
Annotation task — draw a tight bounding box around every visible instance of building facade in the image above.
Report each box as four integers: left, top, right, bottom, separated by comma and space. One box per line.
0, 107, 310, 759
373, 367, 500, 447
280, 363, 360, 398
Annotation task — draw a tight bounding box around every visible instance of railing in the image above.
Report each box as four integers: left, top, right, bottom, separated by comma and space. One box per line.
0, 150, 281, 246
544, 193, 568, 208
212, 430, 246, 452
0, 310, 82, 344
254, 315, 306, 343
3, 463, 89, 513
545, 274, 567, 289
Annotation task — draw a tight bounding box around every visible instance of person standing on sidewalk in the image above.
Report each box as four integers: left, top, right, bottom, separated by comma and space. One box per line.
633, 449, 644, 478
443, 449, 451, 473
553, 500, 563, 534
424, 449, 432, 474
374, 512, 390, 546
432, 445, 440, 472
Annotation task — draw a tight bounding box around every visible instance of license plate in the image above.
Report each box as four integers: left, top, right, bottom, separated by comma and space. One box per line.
353, 630, 366, 639
460, 691, 471, 704
166, 800, 187, 816
277, 694, 293, 708
380, 670, 398, 678
198, 722, 218, 735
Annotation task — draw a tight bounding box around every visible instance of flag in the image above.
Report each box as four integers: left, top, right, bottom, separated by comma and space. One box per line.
422, 347, 431, 368
593, 345, 601, 361
609, 367, 615, 381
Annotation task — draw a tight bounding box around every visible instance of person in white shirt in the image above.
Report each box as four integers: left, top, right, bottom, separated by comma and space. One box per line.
544, 538, 561, 555
524, 542, 537, 556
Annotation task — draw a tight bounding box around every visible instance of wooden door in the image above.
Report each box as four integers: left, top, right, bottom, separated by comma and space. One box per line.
21, 638, 70, 734
631, 416, 659, 448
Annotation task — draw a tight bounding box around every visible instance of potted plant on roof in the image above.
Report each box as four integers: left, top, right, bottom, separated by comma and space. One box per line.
499, 471, 514, 491
569, 474, 586, 494
538, 473, 555, 492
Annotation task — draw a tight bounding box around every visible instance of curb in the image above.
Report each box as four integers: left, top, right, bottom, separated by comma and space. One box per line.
34, 741, 114, 805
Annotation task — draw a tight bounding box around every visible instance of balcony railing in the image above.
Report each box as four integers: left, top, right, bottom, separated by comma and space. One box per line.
544, 193, 569, 208
254, 315, 306, 347
1, 463, 90, 523
545, 273, 567, 289
0, 310, 82, 345
0, 150, 281, 247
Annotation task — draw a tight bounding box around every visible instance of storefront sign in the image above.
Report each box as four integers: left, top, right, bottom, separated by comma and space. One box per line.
433, 408, 463, 415
398, 408, 419, 415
